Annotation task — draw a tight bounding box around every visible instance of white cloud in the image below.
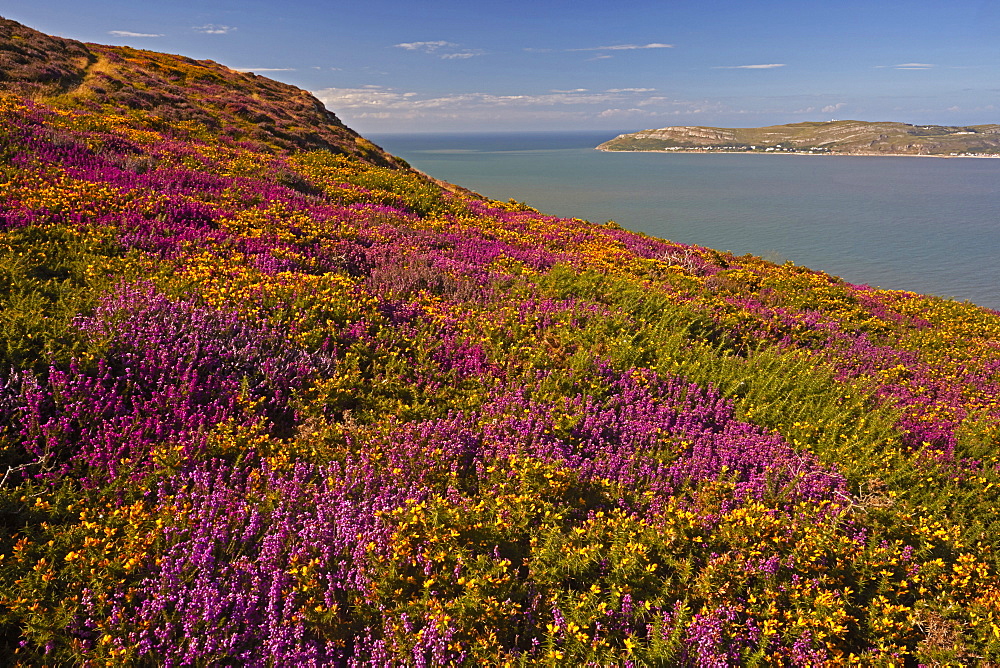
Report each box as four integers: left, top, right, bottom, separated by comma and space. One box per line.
597, 108, 654, 118
315, 87, 649, 111
395, 41, 456, 52
193, 24, 236, 35
312, 85, 713, 129
714, 63, 786, 69
589, 55, 614, 60
876, 63, 935, 70
569, 43, 674, 51
606, 88, 657, 93
395, 41, 483, 59
109, 30, 163, 38
313, 86, 876, 131
636, 96, 670, 106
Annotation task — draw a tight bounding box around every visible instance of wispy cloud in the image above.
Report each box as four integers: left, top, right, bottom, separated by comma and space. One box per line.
569, 43, 674, 51
314, 86, 679, 110
821, 102, 846, 113
193, 24, 236, 35
395, 41, 484, 59
316, 87, 607, 112
313, 85, 708, 129
876, 62, 935, 70
597, 108, 656, 118
109, 30, 163, 38
395, 40, 455, 52
714, 63, 786, 69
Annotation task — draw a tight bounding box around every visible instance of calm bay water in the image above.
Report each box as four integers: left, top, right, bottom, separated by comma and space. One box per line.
370, 131, 1000, 310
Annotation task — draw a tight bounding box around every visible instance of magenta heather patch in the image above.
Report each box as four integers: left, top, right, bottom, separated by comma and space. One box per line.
12, 284, 331, 478
474, 367, 846, 510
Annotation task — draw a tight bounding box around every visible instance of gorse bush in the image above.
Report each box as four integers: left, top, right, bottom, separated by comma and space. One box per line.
2, 19, 1000, 666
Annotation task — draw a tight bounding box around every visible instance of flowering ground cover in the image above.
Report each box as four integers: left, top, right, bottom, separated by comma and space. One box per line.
2, 16, 1000, 666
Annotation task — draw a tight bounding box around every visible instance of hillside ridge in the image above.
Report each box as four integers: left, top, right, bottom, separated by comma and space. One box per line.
0, 16, 406, 168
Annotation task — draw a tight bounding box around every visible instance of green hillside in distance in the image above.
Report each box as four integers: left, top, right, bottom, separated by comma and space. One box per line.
597, 120, 1000, 156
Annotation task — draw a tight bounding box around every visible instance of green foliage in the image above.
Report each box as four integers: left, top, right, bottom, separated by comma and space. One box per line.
342, 165, 457, 217
529, 266, 903, 481
0, 478, 160, 663
0, 224, 130, 373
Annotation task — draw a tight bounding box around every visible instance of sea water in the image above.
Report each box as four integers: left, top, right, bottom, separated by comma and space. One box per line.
369, 132, 1000, 310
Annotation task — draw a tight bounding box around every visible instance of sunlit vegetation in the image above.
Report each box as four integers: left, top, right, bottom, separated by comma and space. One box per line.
2, 17, 1000, 666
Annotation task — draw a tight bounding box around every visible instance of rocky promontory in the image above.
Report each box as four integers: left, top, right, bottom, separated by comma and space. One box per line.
598, 120, 1000, 156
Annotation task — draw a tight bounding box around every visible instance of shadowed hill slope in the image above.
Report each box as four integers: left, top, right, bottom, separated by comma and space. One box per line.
0, 17, 405, 167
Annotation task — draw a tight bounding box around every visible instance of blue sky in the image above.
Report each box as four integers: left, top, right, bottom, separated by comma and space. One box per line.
5, 0, 999, 133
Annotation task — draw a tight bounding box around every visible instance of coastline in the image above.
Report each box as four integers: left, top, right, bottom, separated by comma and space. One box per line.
595, 148, 1000, 159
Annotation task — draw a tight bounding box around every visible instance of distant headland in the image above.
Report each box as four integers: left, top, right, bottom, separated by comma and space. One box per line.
597, 120, 1000, 157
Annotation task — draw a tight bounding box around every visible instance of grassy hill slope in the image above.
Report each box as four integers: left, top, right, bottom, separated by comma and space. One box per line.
598, 120, 1000, 155
2, 17, 1000, 665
